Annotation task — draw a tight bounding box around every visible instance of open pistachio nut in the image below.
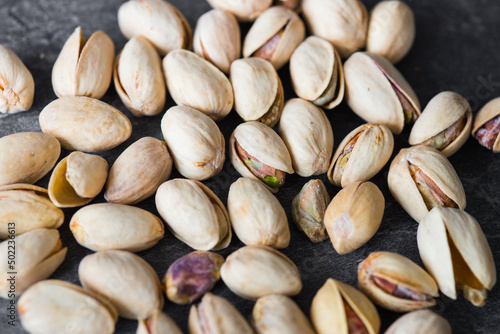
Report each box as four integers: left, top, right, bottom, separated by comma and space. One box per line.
137, 310, 182, 334
472, 97, 500, 152
207, 0, 272, 22
385, 310, 451, 334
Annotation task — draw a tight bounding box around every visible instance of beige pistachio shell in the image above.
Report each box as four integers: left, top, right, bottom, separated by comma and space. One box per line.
0, 45, 34, 113
79, 250, 164, 320
221, 245, 302, 300
118, 0, 192, 56
114, 36, 166, 117
70, 203, 164, 252
366, 1, 415, 64
163, 49, 233, 121
137, 310, 182, 334
0, 132, 60, 186
0, 183, 48, 197
0, 229, 66, 298
311, 278, 380, 334
155, 179, 231, 251
161, 105, 225, 180
472, 97, 500, 152
385, 310, 451, 334
52, 27, 114, 99
328, 123, 394, 187
207, 0, 272, 22
39, 96, 132, 152
105, 137, 172, 204
18, 280, 118, 334
193, 9, 241, 74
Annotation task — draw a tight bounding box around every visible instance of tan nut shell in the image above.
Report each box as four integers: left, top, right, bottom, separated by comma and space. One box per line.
472, 97, 500, 152
137, 310, 182, 334
385, 309, 452, 334
207, 0, 272, 22
0, 183, 48, 197
228, 178, 290, 249
52, 27, 114, 99
0, 132, 60, 186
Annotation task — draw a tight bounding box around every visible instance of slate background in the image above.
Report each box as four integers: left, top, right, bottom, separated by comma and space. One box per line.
0, 0, 499, 333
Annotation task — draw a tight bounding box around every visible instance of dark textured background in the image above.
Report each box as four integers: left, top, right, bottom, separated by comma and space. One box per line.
0, 0, 499, 333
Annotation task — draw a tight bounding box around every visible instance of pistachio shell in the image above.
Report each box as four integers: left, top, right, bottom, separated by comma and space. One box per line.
207, 0, 272, 22
385, 310, 451, 334
0, 183, 48, 197
472, 97, 500, 152
137, 310, 182, 334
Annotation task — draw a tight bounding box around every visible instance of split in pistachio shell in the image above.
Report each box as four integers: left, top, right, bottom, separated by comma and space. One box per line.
409, 91, 472, 157
328, 123, 394, 187
291, 179, 330, 242
311, 278, 381, 334
358, 252, 439, 312
207, 0, 272, 22
472, 97, 500, 152
385, 309, 451, 334
387, 145, 466, 222
273, 0, 301, 11
230, 57, 284, 127
0, 183, 48, 197
344, 52, 421, 134
417, 207, 496, 306
137, 310, 182, 334
52, 27, 114, 99
243, 6, 305, 70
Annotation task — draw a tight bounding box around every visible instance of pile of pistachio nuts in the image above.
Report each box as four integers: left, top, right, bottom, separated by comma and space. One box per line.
0, 0, 498, 333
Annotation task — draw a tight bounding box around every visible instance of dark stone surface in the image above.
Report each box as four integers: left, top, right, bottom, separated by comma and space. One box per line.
0, 0, 499, 333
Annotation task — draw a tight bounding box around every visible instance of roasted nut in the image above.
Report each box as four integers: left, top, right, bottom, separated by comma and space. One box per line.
207, 0, 272, 22
472, 97, 500, 152
137, 310, 182, 334
385, 310, 451, 334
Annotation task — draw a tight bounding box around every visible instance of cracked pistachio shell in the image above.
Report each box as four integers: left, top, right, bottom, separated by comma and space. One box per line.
105, 137, 172, 205
193, 9, 241, 74
302, 0, 368, 58
207, 0, 271, 22
290, 36, 345, 109
221, 245, 302, 300
137, 310, 182, 334
70, 203, 164, 252
358, 252, 439, 312
388, 145, 466, 222
0, 132, 60, 186
366, 1, 415, 64
163, 49, 233, 121
344, 52, 421, 134
311, 278, 380, 334
156, 179, 231, 251
409, 91, 472, 157
472, 97, 500, 152
48, 152, 108, 208
0, 229, 67, 298
18, 280, 118, 334
0, 183, 48, 196
243, 6, 305, 70
417, 207, 496, 306
0, 45, 34, 113
118, 0, 192, 56
79, 250, 164, 320
161, 106, 224, 180
52, 27, 114, 99
385, 310, 451, 334
230, 58, 284, 127
114, 36, 166, 117
228, 178, 290, 249
328, 123, 393, 187
39, 96, 132, 152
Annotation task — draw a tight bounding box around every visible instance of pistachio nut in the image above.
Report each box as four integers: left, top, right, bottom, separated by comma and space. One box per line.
118, 0, 191, 56
137, 310, 182, 334
366, 1, 415, 64
163, 49, 233, 121
229, 121, 294, 193
221, 245, 302, 300
70, 203, 164, 252
387, 145, 466, 222
155, 179, 231, 250
39, 96, 132, 152
0, 132, 60, 186
163, 251, 224, 304
311, 278, 380, 334
52, 27, 114, 99
230, 57, 284, 127
385, 310, 452, 334
18, 280, 118, 334
472, 97, 500, 152
328, 123, 394, 187
0, 44, 34, 113
207, 0, 271, 22
279, 98, 334, 176
358, 251, 439, 312
417, 207, 496, 306
409, 91, 472, 157
105, 137, 172, 204
0, 183, 48, 197
114, 36, 166, 117
228, 178, 290, 249
302, 0, 368, 58
243, 6, 305, 70
161, 106, 224, 180
290, 36, 345, 109
291, 179, 330, 242
344, 52, 421, 134
193, 9, 241, 74
79, 250, 164, 320
0, 229, 66, 298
